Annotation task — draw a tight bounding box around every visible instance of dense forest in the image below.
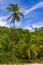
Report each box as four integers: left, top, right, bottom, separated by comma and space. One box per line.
0, 26, 43, 63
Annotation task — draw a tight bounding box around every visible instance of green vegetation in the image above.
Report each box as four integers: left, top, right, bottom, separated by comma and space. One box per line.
0, 26, 43, 63
6, 4, 24, 63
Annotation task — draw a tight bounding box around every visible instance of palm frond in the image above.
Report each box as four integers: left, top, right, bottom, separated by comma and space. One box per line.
7, 14, 13, 20
19, 12, 24, 18
9, 4, 19, 11
15, 15, 20, 22
31, 45, 38, 56
6, 7, 13, 12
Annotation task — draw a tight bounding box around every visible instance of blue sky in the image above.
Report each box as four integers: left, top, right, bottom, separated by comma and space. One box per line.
0, 0, 43, 31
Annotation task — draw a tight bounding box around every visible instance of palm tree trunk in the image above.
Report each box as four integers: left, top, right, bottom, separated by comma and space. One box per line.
28, 57, 31, 63
12, 18, 15, 63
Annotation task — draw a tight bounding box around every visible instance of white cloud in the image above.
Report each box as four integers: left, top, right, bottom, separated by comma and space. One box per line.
23, 25, 34, 31
24, 26, 31, 30
0, 21, 6, 26
23, 21, 43, 31
0, 16, 7, 20
0, 16, 9, 27
15, 21, 21, 26
32, 21, 43, 28
24, 1, 43, 15
15, 21, 22, 28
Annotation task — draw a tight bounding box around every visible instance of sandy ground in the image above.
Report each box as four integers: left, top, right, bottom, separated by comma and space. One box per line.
24, 63, 43, 65
0, 64, 43, 65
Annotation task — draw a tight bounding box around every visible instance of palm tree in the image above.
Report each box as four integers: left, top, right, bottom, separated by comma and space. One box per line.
6, 4, 24, 62
25, 35, 39, 62
26, 44, 38, 62
7, 4, 24, 28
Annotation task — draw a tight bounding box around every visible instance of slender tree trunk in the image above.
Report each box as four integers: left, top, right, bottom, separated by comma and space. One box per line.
28, 57, 31, 63
12, 18, 15, 63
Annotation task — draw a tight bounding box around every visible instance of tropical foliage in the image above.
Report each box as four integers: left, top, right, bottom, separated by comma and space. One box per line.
0, 26, 43, 63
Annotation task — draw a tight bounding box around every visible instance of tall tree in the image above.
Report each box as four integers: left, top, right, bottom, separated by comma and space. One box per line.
7, 4, 24, 28
6, 4, 24, 62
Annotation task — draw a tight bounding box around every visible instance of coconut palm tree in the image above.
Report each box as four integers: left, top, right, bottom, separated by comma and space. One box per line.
6, 4, 24, 62
7, 4, 24, 28
26, 44, 38, 62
